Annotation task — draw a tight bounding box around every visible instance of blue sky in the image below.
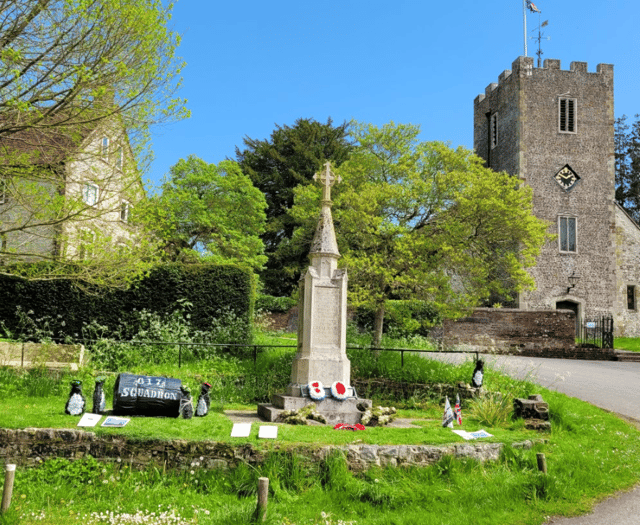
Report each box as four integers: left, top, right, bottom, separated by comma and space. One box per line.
146, 0, 640, 187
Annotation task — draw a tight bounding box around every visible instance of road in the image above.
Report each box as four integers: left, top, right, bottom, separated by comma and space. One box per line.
424, 353, 640, 524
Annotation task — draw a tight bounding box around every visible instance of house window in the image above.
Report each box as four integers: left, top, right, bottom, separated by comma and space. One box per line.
83, 183, 99, 206
559, 97, 576, 133
490, 113, 498, 149
120, 200, 130, 222
115, 146, 123, 170
101, 137, 109, 159
628, 285, 636, 310
78, 229, 96, 260
559, 216, 577, 252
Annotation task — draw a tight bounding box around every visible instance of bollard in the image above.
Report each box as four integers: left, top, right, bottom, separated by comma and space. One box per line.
1, 464, 16, 513
255, 476, 269, 522
536, 453, 548, 474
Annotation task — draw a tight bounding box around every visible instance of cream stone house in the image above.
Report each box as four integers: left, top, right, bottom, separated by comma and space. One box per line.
0, 116, 143, 264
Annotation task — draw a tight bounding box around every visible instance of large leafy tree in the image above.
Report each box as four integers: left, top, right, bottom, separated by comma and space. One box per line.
236, 117, 352, 296
0, 0, 187, 286
615, 114, 640, 222
143, 155, 268, 271
291, 122, 549, 345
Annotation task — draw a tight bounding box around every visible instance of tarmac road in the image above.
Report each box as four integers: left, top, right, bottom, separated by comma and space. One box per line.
424, 353, 640, 524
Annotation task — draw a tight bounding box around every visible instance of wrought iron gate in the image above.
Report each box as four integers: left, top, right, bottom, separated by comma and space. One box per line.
577, 315, 614, 349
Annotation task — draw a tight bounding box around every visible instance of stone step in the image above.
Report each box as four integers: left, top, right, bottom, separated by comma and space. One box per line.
615, 351, 640, 362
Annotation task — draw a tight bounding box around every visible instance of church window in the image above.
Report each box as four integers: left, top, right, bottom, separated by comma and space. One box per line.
559, 98, 576, 133
490, 113, 498, 149
83, 182, 99, 206
628, 285, 636, 310
558, 216, 576, 252
101, 137, 109, 158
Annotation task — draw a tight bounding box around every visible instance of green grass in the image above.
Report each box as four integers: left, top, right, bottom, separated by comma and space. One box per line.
615, 337, 640, 352
3, 330, 640, 524
2, 392, 640, 525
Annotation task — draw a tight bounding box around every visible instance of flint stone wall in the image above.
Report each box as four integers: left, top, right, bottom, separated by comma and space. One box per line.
0, 428, 538, 471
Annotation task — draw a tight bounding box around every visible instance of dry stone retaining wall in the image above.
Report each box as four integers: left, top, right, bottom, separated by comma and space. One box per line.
0, 428, 538, 471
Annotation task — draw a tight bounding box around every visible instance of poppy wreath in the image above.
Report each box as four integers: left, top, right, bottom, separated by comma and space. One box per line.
331, 381, 349, 401
308, 380, 326, 401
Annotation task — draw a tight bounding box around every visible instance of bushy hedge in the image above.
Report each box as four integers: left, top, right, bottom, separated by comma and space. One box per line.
255, 294, 296, 313
0, 263, 255, 343
354, 300, 441, 338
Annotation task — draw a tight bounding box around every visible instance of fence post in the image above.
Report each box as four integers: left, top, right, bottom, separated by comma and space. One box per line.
1, 464, 16, 513
536, 453, 547, 474
178, 345, 182, 369
254, 346, 258, 371
255, 476, 269, 521
401, 350, 404, 368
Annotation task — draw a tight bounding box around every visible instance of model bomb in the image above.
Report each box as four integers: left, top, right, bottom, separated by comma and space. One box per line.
179, 385, 193, 419
92, 376, 106, 414
195, 382, 211, 417
65, 380, 86, 415
472, 360, 484, 388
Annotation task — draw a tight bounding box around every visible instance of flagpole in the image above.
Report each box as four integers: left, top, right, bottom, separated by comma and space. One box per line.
523, 0, 528, 56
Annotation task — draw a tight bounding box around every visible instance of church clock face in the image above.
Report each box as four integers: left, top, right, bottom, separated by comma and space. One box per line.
554, 165, 580, 191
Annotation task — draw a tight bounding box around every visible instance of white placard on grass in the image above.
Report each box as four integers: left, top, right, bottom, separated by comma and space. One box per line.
77, 413, 102, 427
258, 426, 278, 439
101, 416, 130, 428
452, 429, 493, 440
231, 423, 252, 437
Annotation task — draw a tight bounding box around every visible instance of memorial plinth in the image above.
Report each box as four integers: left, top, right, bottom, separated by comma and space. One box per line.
258, 162, 370, 424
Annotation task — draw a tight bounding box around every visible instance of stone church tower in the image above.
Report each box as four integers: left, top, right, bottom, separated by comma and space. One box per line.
473, 56, 638, 333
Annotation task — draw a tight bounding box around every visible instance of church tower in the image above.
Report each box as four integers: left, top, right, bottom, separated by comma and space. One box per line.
473, 56, 616, 323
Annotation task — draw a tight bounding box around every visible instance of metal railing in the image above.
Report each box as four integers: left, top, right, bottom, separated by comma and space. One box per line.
67, 339, 480, 369
577, 315, 614, 349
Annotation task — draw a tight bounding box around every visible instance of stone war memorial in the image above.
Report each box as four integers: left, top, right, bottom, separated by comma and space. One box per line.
258, 162, 371, 424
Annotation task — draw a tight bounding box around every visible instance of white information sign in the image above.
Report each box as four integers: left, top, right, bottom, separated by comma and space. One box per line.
258, 426, 278, 439
77, 413, 102, 427
452, 429, 494, 440
230, 423, 252, 437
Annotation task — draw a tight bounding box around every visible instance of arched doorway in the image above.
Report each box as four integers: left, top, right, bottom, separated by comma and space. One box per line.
556, 300, 580, 336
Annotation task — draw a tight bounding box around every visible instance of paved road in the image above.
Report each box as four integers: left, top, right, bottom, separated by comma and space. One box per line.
424, 353, 640, 524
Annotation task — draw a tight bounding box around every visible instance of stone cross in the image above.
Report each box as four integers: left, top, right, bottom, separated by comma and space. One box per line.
313, 161, 341, 202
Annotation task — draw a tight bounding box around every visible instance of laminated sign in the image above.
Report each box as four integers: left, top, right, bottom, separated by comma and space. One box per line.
113, 373, 182, 417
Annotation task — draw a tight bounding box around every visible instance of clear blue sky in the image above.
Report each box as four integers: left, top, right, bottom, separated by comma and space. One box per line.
146, 0, 640, 187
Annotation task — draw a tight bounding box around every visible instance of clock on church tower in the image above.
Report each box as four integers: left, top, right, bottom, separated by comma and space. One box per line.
554, 165, 580, 191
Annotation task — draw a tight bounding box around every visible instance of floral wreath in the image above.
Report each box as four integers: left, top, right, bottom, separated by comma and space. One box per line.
308, 380, 326, 401
330, 381, 349, 401
334, 423, 365, 431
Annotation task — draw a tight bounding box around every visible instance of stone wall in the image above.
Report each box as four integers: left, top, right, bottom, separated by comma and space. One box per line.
0, 428, 538, 472
614, 205, 640, 336
0, 342, 84, 370
443, 308, 616, 360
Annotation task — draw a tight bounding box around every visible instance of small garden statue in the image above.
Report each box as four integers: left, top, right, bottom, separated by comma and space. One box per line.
92, 376, 106, 414
195, 382, 211, 417
472, 359, 484, 388
65, 380, 86, 416
179, 386, 194, 419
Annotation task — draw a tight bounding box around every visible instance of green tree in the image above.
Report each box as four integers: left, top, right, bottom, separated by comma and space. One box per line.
0, 0, 187, 287
236, 117, 353, 296
292, 122, 549, 345
144, 155, 268, 271
615, 114, 640, 222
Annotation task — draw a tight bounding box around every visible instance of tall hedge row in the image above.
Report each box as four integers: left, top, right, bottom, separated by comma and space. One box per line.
0, 264, 255, 343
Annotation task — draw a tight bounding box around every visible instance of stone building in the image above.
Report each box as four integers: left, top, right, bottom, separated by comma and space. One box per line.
0, 116, 142, 264
474, 56, 640, 336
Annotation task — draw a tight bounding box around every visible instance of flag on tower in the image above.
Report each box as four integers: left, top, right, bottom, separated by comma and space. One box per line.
527, 1, 541, 13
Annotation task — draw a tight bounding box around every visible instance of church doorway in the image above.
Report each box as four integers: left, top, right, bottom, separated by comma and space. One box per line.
556, 300, 580, 335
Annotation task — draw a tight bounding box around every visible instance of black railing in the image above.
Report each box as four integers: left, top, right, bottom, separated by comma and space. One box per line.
577, 315, 614, 349
66, 339, 479, 369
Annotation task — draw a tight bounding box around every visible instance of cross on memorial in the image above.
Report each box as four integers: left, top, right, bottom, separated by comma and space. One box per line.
313, 161, 341, 202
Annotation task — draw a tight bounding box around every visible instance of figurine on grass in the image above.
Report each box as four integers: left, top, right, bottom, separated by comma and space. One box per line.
92, 376, 107, 414
65, 380, 86, 416
472, 359, 484, 388
179, 386, 194, 419
195, 382, 211, 417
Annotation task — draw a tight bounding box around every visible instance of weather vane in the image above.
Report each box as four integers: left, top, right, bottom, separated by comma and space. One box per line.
523, 0, 542, 57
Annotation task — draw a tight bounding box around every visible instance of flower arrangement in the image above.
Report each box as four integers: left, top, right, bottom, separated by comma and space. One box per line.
330, 381, 349, 401
308, 380, 326, 401
333, 423, 365, 431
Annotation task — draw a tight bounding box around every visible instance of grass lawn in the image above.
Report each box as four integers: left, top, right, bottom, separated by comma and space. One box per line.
2, 330, 640, 524
615, 337, 640, 352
